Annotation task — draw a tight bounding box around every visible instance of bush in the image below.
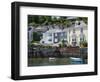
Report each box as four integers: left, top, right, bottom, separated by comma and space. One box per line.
80, 41, 88, 47
32, 32, 41, 41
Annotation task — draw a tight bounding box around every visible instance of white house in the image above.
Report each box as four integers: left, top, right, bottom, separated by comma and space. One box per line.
40, 20, 87, 47
40, 28, 67, 45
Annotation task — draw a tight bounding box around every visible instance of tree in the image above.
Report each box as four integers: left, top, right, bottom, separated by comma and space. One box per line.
76, 17, 88, 24
32, 32, 41, 42
28, 15, 83, 28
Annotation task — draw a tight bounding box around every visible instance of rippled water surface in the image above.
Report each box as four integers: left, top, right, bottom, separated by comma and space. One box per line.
28, 57, 87, 66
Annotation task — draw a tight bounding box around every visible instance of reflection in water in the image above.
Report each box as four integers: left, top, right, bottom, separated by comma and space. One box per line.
28, 57, 87, 66
28, 47, 87, 66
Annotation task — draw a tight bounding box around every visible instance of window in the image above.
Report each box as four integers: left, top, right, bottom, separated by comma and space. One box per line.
28, 27, 32, 31
42, 41, 45, 43
55, 33, 57, 36
54, 38, 58, 43
72, 38, 76, 42
80, 38, 83, 41
48, 33, 52, 36
61, 32, 64, 36
72, 33, 77, 47
72, 34, 76, 42
78, 22, 80, 25
48, 39, 52, 41
80, 36, 85, 42
80, 33, 85, 42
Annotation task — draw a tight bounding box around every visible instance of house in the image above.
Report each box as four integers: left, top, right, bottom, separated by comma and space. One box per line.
40, 20, 87, 47
40, 28, 67, 45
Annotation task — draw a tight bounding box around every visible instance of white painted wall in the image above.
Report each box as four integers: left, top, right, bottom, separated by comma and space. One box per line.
67, 27, 87, 46
0, 0, 99, 82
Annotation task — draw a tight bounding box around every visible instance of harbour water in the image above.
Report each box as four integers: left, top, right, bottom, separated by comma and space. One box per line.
28, 57, 87, 66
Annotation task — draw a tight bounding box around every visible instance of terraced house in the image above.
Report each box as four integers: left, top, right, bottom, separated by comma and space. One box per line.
40, 20, 87, 47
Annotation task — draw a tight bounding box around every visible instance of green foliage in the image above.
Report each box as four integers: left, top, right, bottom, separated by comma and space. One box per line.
76, 17, 88, 24
32, 32, 41, 42
59, 39, 67, 47
83, 41, 88, 47
82, 17, 88, 24
62, 39, 65, 45
80, 41, 88, 47
28, 15, 87, 27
